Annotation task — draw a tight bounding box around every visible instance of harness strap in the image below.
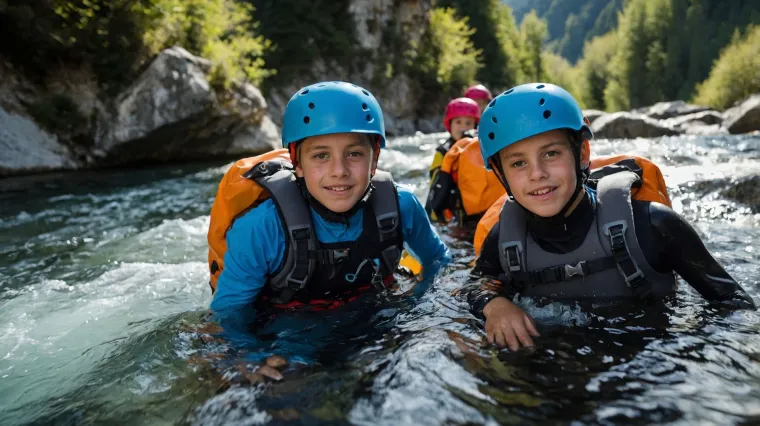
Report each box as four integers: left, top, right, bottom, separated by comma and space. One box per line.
511, 257, 618, 285
603, 220, 651, 298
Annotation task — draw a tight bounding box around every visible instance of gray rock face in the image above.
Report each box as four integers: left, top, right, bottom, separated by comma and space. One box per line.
266, 0, 433, 137
634, 100, 711, 120
663, 110, 725, 135
0, 105, 79, 176
724, 94, 760, 134
723, 176, 760, 212
95, 47, 278, 165
591, 112, 682, 139
96, 47, 215, 152
664, 110, 724, 127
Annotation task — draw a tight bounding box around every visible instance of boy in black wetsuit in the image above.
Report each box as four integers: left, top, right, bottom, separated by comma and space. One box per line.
468, 83, 757, 351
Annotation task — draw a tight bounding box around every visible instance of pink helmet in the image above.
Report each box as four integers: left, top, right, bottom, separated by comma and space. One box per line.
444, 97, 480, 132
464, 84, 493, 101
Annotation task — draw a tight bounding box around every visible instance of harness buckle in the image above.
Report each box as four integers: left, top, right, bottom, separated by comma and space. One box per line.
501, 241, 523, 273
564, 261, 586, 278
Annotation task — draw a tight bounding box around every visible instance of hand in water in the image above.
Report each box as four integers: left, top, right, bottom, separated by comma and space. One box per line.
236, 355, 289, 383
483, 297, 540, 351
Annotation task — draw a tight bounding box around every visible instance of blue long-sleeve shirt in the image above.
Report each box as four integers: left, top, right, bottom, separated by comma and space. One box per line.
211, 185, 449, 313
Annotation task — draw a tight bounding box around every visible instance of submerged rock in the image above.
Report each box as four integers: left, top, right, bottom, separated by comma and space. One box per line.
591, 112, 682, 139
634, 100, 711, 119
724, 94, 760, 135
723, 175, 760, 212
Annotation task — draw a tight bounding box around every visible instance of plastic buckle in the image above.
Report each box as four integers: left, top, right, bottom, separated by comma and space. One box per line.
564, 261, 586, 278
377, 213, 398, 233
501, 241, 523, 272
603, 220, 627, 239
291, 226, 311, 241
622, 269, 645, 288
287, 275, 308, 291
331, 248, 350, 263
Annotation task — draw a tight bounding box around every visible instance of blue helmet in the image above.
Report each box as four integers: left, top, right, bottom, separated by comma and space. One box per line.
478, 83, 592, 169
282, 81, 386, 148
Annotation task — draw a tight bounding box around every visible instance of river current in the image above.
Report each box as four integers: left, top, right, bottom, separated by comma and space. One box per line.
1, 133, 759, 425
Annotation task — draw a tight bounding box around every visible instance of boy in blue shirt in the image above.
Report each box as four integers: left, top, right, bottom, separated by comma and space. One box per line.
210, 81, 449, 319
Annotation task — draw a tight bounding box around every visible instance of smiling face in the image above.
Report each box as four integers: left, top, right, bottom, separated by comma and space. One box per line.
497, 129, 590, 217
450, 116, 477, 141
295, 132, 377, 213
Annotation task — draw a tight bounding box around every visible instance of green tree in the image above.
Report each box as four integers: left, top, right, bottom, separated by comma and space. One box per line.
519, 11, 548, 82
575, 32, 617, 110
439, 0, 523, 90
426, 8, 482, 90
542, 51, 582, 104
406, 7, 482, 113
694, 25, 760, 109
0, 0, 271, 90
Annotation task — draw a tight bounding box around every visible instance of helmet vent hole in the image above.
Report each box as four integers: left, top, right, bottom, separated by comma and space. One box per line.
539, 98, 545, 106
488, 132, 495, 140
366, 114, 373, 122
303, 116, 310, 124
318, 84, 326, 87
362, 90, 370, 96
308, 102, 315, 110
505, 88, 514, 95
362, 103, 368, 111
300, 89, 310, 95
536, 84, 545, 89
488, 99, 496, 108
491, 116, 498, 123
543, 110, 552, 119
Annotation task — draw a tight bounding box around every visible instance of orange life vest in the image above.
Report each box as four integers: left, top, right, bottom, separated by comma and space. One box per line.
439, 137, 506, 219
473, 154, 672, 256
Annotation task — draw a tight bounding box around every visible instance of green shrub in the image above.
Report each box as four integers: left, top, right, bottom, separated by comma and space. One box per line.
694, 25, 760, 109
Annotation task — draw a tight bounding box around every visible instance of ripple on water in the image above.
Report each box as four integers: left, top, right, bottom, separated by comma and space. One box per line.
0, 134, 760, 424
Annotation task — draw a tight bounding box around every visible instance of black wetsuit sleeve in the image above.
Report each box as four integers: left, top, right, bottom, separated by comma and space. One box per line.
465, 220, 509, 319
643, 201, 757, 310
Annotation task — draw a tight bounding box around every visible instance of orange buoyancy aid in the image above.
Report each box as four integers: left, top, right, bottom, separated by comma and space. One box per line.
427, 137, 505, 223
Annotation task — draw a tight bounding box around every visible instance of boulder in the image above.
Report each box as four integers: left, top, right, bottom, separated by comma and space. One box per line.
591, 112, 682, 139
634, 100, 711, 119
95, 47, 278, 165
722, 175, 760, 212
724, 94, 760, 135
664, 110, 723, 127
0, 105, 79, 176
663, 110, 725, 135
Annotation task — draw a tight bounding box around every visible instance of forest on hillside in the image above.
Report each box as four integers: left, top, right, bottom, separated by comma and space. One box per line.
0, 0, 758, 124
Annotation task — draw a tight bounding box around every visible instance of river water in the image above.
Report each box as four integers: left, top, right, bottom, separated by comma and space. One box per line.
1, 133, 760, 425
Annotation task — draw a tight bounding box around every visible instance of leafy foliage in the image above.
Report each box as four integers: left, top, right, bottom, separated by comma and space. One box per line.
0, 0, 271, 90
694, 25, 760, 109
439, 0, 524, 90
548, 0, 760, 111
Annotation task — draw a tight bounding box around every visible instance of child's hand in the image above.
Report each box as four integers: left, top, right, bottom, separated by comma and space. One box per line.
483, 297, 540, 351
